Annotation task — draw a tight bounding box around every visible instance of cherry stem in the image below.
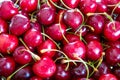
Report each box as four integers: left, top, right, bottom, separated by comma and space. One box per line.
59, 0, 72, 9
7, 63, 29, 80
118, 63, 120, 67
54, 56, 65, 62
49, 0, 67, 10
14, 0, 19, 6
41, 33, 61, 49
19, 38, 30, 50
30, 11, 37, 22
59, 11, 69, 44
42, 26, 46, 40
76, 9, 84, 24
111, 2, 120, 16
37, 0, 41, 10
40, 49, 77, 70
0, 53, 4, 58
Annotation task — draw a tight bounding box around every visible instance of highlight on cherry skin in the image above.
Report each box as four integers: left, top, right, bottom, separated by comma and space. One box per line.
0, 0, 120, 80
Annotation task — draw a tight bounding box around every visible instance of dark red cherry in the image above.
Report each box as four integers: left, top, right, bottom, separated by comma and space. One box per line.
63, 9, 83, 31
63, 40, 86, 60
93, 62, 111, 79
99, 73, 118, 80
106, 40, 120, 49
0, 0, 18, 20
13, 46, 32, 65
0, 18, 8, 34
0, 33, 19, 55
9, 14, 30, 36
107, 0, 119, 5
13, 66, 33, 80
62, 0, 80, 8
20, 0, 38, 13
84, 32, 100, 43
105, 47, 120, 65
30, 21, 42, 32
37, 6, 56, 25
87, 14, 105, 34
95, 2, 107, 12
79, 0, 97, 14
86, 40, 103, 61
24, 28, 43, 48
0, 57, 15, 77
54, 64, 71, 80
32, 56, 56, 78
30, 76, 43, 80
114, 68, 120, 79
37, 39, 56, 58
103, 21, 120, 41
45, 23, 66, 41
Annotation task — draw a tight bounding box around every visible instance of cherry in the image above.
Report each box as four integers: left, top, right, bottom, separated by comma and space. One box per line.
63, 40, 86, 60
30, 76, 43, 80
95, 2, 107, 13
30, 21, 42, 32
9, 14, 30, 36
54, 64, 71, 80
105, 47, 120, 65
107, 0, 119, 5
87, 14, 105, 34
61, 0, 80, 9
0, 33, 19, 55
93, 62, 111, 79
0, 57, 15, 77
77, 78, 94, 80
20, 0, 38, 13
103, 21, 120, 41
0, 0, 18, 20
32, 56, 56, 78
106, 40, 120, 49
37, 5, 56, 25
13, 66, 33, 80
86, 40, 103, 61
79, 0, 97, 15
37, 39, 56, 58
63, 9, 83, 31
13, 46, 32, 65
114, 67, 120, 79
24, 28, 43, 48
0, 18, 8, 34
99, 73, 118, 80
45, 23, 66, 41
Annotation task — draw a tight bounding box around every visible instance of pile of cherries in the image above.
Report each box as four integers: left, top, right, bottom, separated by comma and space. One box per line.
0, 0, 120, 80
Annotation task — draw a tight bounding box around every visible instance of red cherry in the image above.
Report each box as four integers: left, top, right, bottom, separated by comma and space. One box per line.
30, 76, 43, 80
37, 39, 56, 58
0, 0, 18, 20
86, 40, 103, 61
0, 18, 8, 34
99, 74, 118, 80
20, 0, 38, 13
103, 21, 120, 41
9, 14, 30, 36
24, 28, 43, 48
13, 46, 32, 65
0, 33, 19, 55
0, 57, 15, 77
63, 40, 86, 60
32, 56, 56, 78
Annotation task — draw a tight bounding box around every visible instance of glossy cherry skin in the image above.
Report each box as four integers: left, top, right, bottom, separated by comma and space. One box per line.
54, 64, 71, 80
63, 9, 83, 31
105, 47, 120, 65
86, 40, 103, 61
96, 2, 107, 13
103, 21, 120, 41
62, 0, 80, 8
0, 18, 8, 34
32, 56, 56, 78
30, 21, 42, 32
45, 23, 66, 41
9, 14, 30, 36
84, 32, 100, 43
93, 62, 111, 79
24, 28, 43, 48
99, 74, 118, 80
0, 0, 18, 20
0, 57, 15, 77
20, 0, 38, 13
106, 40, 120, 49
0, 33, 19, 55
30, 76, 43, 80
13, 66, 33, 80
37, 6, 56, 25
79, 0, 97, 14
87, 14, 105, 34
63, 40, 86, 60
37, 39, 56, 58
13, 46, 32, 65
